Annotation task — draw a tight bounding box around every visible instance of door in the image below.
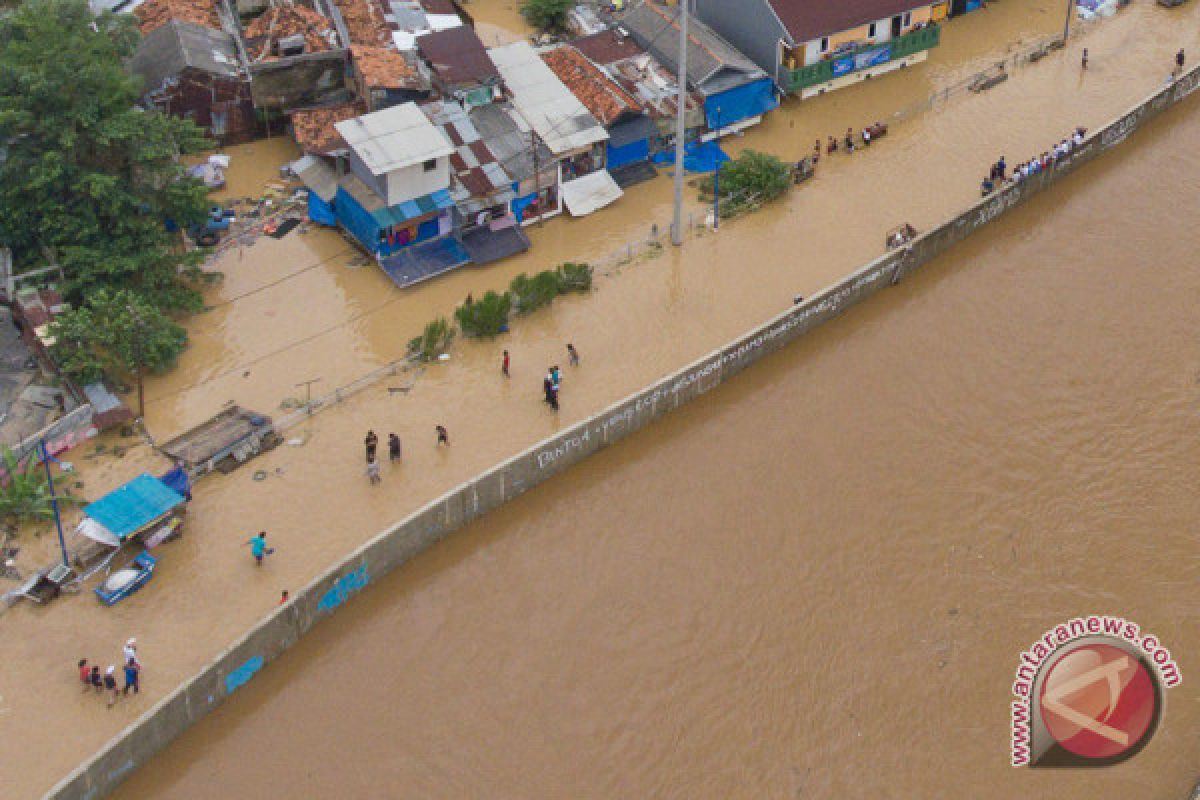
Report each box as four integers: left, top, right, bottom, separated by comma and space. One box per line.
891, 15, 903, 37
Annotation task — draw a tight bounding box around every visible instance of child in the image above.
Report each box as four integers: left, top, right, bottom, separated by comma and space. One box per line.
104, 666, 119, 707
567, 343, 580, 366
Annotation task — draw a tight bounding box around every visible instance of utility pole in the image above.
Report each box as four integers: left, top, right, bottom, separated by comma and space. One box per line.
671, 0, 689, 246
39, 439, 69, 569
531, 130, 544, 227
1062, 0, 1072, 43
295, 377, 320, 416
126, 303, 146, 421
712, 105, 721, 231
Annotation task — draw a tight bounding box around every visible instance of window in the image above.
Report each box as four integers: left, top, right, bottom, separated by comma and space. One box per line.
903, 11, 912, 26
423, 158, 437, 172
819, 37, 829, 53
868, 22, 876, 37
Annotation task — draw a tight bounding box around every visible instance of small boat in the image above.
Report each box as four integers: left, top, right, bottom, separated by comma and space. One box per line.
94, 552, 156, 606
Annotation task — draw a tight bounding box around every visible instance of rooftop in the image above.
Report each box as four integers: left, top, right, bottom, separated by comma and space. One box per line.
333, 0, 390, 46
572, 28, 646, 66
767, 0, 933, 42
541, 46, 642, 128
243, 5, 339, 61
131, 19, 242, 91
335, 102, 455, 174
351, 45, 423, 89
133, 0, 219, 35
468, 102, 555, 185
416, 25, 498, 86
291, 101, 365, 154
422, 99, 513, 210
488, 41, 607, 156
619, 0, 767, 95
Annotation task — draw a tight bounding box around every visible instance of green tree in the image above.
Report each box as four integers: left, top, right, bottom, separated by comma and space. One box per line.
700, 150, 793, 217
0, 0, 211, 312
49, 289, 187, 384
407, 316, 455, 361
455, 291, 511, 338
520, 0, 573, 31
509, 270, 562, 314
0, 447, 69, 525
556, 262, 593, 293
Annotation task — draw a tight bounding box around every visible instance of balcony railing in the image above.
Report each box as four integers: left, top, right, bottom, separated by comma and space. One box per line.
787, 24, 941, 93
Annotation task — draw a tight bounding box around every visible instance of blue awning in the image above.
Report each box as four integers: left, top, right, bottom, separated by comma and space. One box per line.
705, 78, 778, 130
84, 474, 186, 540
370, 189, 455, 228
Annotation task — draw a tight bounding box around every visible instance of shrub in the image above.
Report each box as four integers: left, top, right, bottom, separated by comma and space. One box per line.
408, 316, 454, 360
557, 262, 593, 293
455, 291, 511, 338
0, 447, 70, 525
509, 270, 562, 314
520, 0, 572, 30
699, 149, 792, 218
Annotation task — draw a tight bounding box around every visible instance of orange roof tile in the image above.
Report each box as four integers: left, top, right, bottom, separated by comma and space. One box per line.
541, 46, 642, 128
134, 0, 220, 35
244, 5, 337, 60
351, 46, 422, 90
291, 101, 365, 154
333, 0, 390, 46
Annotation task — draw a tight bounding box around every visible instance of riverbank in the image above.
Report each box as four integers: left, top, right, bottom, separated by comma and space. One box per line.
5, 4, 1197, 797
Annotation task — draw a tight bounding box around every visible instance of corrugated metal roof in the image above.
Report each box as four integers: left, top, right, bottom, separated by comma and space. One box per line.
488, 41, 608, 156
336, 102, 454, 174
130, 19, 242, 92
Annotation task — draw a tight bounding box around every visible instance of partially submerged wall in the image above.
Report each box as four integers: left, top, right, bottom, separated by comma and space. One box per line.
46, 65, 1200, 800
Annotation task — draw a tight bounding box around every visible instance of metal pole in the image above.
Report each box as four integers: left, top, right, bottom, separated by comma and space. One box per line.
1063, 0, 1071, 42
39, 440, 69, 569
671, 0, 689, 246
712, 106, 720, 230
295, 377, 321, 416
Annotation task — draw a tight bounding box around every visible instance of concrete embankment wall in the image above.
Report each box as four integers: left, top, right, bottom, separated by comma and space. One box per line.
47, 66, 1200, 800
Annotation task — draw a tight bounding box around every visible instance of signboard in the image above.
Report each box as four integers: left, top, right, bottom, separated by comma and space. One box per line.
832, 44, 892, 77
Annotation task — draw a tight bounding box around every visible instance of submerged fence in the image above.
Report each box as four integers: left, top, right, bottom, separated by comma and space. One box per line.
44, 63, 1200, 800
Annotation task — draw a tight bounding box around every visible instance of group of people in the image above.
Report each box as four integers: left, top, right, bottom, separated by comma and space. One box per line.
818, 122, 885, 160
362, 428, 429, 485
980, 127, 1088, 195
541, 344, 580, 411
78, 639, 141, 708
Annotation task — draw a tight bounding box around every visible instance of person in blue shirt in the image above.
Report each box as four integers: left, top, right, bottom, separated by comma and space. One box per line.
246, 531, 271, 566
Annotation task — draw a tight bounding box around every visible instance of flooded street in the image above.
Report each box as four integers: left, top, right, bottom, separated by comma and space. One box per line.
5, 2, 1200, 797
113, 80, 1200, 799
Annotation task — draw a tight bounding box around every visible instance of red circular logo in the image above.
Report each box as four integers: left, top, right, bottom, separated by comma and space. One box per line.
1038, 643, 1158, 760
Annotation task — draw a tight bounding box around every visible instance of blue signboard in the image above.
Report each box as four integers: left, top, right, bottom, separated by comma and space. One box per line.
833, 45, 892, 78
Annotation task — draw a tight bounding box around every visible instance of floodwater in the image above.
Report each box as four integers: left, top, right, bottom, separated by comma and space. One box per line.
114, 66, 1200, 800
6, 3, 1200, 798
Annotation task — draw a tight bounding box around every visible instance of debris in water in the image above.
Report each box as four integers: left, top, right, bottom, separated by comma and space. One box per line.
253, 470, 268, 481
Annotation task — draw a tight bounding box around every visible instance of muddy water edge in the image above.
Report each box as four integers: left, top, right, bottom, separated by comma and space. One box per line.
112, 53, 1200, 800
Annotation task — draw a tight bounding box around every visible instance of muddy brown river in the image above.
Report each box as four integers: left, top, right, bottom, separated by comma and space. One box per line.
112, 42, 1200, 800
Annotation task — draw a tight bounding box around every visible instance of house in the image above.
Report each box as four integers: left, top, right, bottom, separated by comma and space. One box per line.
620, 1, 777, 138
350, 45, 430, 110
387, 0, 463, 52
130, 19, 258, 143
692, 0, 944, 99
416, 25, 501, 108
223, 0, 350, 111
489, 42, 621, 219
572, 28, 705, 150
541, 45, 656, 180
421, 100, 531, 265
468, 102, 560, 225
332, 103, 460, 283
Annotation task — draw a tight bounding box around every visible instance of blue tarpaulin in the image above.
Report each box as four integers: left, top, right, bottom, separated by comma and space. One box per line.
158, 466, 192, 501
651, 140, 730, 173
607, 138, 650, 170
705, 78, 778, 130
307, 191, 336, 227
84, 474, 185, 540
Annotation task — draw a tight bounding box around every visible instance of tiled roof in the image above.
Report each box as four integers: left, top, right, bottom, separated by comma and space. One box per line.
541, 46, 642, 127
421, 99, 513, 210
244, 5, 337, 60
334, 0, 390, 46
572, 29, 645, 66
768, 0, 932, 42
134, 0, 219, 35
291, 101, 365, 154
352, 45, 422, 89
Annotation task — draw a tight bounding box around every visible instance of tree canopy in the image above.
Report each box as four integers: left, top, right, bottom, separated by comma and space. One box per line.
520, 0, 573, 31
49, 288, 188, 385
0, 0, 211, 312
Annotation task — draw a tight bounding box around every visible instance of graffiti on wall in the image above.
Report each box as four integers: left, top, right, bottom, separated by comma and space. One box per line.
317, 563, 369, 612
